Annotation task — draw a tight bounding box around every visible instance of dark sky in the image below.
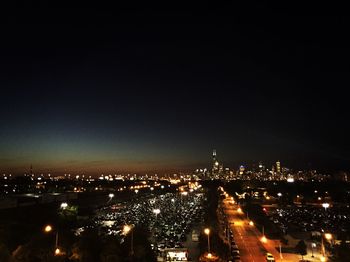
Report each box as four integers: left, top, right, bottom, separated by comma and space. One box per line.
1, 2, 349, 174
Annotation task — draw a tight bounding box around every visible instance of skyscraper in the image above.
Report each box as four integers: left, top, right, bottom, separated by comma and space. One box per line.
276, 161, 281, 173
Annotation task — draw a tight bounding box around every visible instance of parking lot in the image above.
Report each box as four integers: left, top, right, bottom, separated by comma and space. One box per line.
91, 189, 205, 260
268, 205, 350, 236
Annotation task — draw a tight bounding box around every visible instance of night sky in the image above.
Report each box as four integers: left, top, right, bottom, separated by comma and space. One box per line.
1, 3, 349, 175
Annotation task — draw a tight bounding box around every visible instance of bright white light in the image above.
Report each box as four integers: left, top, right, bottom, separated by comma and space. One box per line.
123, 225, 132, 235
322, 203, 330, 209
325, 233, 332, 240
60, 202, 68, 209
54, 248, 61, 256
153, 208, 160, 215
108, 193, 114, 198
277, 193, 282, 197
287, 177, 294, 183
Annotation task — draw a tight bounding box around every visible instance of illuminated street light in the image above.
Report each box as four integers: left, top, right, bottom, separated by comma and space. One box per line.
108, 193, 114, 199
261, 226, 267, 243
44, 225, 52, 233
60, 202, 68, 209
207, 253, 212, 259
237, 207, 243, 214
123, 225, 131, 235
44, 225, 60, 254
277, 192, 282, 197
204, 228, 211, 253
324, 233, 332, 240
123, 225, 134, 256
311, 242, 316, 257
54, 248, 61, 256
249, 221, 254, 226
153, 208, 160, 215
322, 203, 330, 211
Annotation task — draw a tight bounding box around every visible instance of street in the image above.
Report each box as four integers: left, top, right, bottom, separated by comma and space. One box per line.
222, 198, 301, 262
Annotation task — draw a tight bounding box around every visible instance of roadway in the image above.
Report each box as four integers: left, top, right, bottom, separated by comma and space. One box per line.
222, 198, 301, 262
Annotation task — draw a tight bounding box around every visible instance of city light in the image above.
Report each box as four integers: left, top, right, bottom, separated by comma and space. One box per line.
322, 203, 330, 210
261, 235, 267, 243
44, 225, 52, 233
153, 208, 161, 215
320, 255, 326, 262
237, 207, 243, 214
249, 221, 254, 226
123, 225, 132, 235
54, 248, 61, 256
324, 233, 332, 240
108, 193, 114, 198
204, 228, 211, 254
60, 202, 68, 209
287, 177, 295, 183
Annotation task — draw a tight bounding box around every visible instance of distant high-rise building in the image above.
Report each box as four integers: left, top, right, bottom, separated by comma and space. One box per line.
239, 165, 245, 175
276, 161, 281, 173
212, 150, 219, 172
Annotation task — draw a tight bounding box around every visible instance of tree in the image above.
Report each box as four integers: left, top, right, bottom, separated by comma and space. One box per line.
295, 240, 307, 260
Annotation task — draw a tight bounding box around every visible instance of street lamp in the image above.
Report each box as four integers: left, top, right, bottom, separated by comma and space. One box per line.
261, 226, 267, 243
123, 225, 134, 257
325, 233, 333, 249
322, 203, 330, 211
108, 193, 114, 199
44, 225, 60, 255
311, 242, 316, 258
44, 225, 53, 233
324, 233, 332, 241
153, 208, 161, 216
60, 202, 68, 209
107, 193, 114, 203
279, 242, 283, 259
54, 248, 61, 256
153, 209, 161, 253
204, 228, 211, 253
